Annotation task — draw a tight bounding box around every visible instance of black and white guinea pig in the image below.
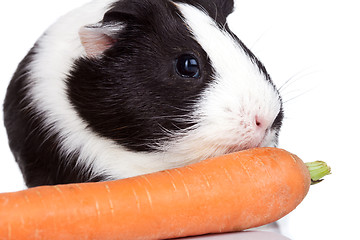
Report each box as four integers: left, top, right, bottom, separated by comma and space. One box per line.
4, 0, 284, 188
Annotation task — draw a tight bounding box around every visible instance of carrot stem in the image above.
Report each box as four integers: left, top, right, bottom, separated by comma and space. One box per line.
305, 161, 331, 185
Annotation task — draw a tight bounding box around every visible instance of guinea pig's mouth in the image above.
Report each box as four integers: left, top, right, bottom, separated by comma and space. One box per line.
223, 130, 275, 154
224, 142, 262, 155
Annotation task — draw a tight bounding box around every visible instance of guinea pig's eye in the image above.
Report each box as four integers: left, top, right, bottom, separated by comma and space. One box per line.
175, 54, 200, 78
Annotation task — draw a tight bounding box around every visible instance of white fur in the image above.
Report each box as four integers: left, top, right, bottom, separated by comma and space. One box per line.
26, 1, 282, 180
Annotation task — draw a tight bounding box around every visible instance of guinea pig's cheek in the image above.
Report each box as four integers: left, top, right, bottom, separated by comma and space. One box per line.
214, 119, 277, 152
258, 129, 278, 148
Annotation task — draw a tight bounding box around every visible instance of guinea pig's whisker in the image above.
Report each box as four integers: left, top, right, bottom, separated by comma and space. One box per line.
278, 73, 302, 93
277, 68, 318, 105
282, 88, 312, 104
278, 68, 316, 93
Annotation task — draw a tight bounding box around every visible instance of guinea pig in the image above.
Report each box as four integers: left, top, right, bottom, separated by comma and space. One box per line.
3, 0, 284, 188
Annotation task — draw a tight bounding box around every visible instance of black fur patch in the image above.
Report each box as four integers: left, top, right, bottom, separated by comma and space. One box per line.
67, 0, 215, 152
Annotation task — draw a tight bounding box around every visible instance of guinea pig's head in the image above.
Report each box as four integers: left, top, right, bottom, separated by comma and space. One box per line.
69, 0, 283, 167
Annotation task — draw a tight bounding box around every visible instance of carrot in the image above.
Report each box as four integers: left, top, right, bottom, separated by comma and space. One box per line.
0, 147, 330, 240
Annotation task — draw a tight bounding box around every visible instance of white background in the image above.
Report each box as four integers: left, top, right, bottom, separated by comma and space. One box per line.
0, 0, 359, 239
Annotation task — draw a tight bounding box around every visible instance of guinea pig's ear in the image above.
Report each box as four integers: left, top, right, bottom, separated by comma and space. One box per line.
214, 0, 234, 18
79, 0, 142, 58
79, 22, 124, 58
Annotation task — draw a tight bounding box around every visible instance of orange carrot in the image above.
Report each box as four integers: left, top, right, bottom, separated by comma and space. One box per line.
0, 147, 330, 240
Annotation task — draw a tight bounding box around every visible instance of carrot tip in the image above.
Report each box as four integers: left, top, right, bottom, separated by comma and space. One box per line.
305, 161, 331, 185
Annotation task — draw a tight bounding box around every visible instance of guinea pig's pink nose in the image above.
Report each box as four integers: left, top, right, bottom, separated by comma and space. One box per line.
255, 115, 262, 127
254, 115, 270, 132
255, 115, 265, 128
250, 115, 270, 148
